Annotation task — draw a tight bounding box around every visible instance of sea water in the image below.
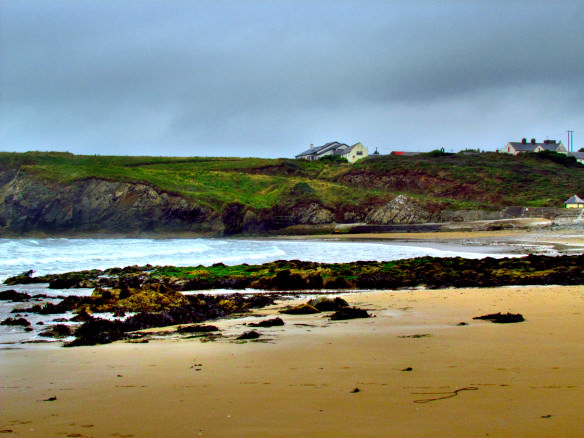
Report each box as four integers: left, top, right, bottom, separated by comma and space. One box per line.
0, 237, 516, 282
0, 237, 517, 347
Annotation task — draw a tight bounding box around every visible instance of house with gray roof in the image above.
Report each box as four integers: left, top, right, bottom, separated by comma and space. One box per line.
567, 151, 584, 165
565, 195, 584, 208
500, 139, 567, 155
296, 141, 369, 163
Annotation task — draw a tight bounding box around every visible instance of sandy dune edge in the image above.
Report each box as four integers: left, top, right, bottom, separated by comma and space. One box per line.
1, 285, 583, 437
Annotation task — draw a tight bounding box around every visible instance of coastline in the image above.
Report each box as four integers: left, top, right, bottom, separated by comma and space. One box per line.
2, 285, 583, 437
280, 228, 584, 255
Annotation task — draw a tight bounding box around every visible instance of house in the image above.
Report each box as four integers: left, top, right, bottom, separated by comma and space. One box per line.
564, 195, 584, 209
295, 141, 369, 163
501, 139, 567, 155
567, 151, 584, 165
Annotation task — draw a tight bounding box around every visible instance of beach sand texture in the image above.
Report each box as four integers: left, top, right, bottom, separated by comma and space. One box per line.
1, 285, 583, 437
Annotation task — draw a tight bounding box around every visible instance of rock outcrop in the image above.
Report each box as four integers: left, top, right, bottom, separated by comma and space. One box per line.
0, 171, 217, 235
366, 195, 432, 224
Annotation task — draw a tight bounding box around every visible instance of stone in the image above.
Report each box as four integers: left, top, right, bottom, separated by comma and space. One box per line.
1, 317, 31, 326
472, 312, 525, 323
0, 290, 32, 301
177, 324, 219, 334
236, 330, 261, 340
280, 304, 320, 315
248, 317, 285, 328
39, 324, 73, 338
329, 307, 371, 320
307, 297, 349, 312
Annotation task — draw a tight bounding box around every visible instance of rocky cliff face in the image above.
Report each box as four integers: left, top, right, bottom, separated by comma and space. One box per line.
0, 170, 438, 236
0, 171, 218, 235
365, 195, 432, 224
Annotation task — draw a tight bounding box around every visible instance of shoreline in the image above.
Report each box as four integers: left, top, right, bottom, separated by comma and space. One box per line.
2, 285, 583, 437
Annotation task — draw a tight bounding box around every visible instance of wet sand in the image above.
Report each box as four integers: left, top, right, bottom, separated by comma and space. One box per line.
289, 228, 584, 254
1, 285, 583, 437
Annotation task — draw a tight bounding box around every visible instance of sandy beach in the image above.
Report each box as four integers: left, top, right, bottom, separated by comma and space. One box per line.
290, 228, 584, 255
2, 283, 583, 437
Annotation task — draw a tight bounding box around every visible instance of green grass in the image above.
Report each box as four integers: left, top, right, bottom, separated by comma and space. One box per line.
1, 150, 583, 211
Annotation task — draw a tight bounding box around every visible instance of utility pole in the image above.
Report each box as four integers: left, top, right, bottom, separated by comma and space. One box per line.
567, 130, 574, 152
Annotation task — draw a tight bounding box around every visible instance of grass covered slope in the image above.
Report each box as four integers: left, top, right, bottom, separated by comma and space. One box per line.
342, 151, 584, 208
1, 150, 583, 210
0, 150, 582, 235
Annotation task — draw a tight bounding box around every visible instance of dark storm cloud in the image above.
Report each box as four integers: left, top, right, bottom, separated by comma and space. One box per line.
1, 1, 583, 156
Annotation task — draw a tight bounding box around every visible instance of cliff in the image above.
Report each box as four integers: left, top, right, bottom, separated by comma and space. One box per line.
0, 151, 582, 236
0, 171, 217, 235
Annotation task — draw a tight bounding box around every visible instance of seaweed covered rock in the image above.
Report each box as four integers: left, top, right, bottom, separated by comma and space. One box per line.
1, 317, 31, 327
249, 317, 285, 328
39, 324, 74, 338
280, 303, 320, 315
66, 293, 278, 346
308, 297, 349, 311
473, 312, 525, 323
0, 290, 32, 302
67, 319, 126, 347
3, 270, 45, 286
177, 324, 219, 334
237, 330, 261, 340
329, 307, 371, 320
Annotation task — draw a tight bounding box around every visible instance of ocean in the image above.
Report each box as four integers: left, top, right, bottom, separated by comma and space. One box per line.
0, 237, 517, 347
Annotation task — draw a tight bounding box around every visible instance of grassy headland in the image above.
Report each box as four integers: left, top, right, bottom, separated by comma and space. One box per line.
0, 150, 583, 235
1, 150, 582, 211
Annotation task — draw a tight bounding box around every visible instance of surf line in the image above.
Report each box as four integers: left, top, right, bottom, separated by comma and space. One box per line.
412, 386, 479, 403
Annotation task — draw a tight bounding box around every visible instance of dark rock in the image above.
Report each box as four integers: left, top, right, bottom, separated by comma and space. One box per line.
66, 318, 126, 347
401, 367, 413, 372
473, 312, 525, 323
280, 303, 320, 315
307, 297, 349, 312
39, 324, 73, 338
237, 330, 261, 340
177, 324, 219, 334
70, 310, 93, 322
249, 317, 285, 328
351, 388, 360, 393
3, 270, 39, 286
1, 317, 31, 327
329, 307, 371, 320
0, 290, 32, 301
457, 322, 468, 326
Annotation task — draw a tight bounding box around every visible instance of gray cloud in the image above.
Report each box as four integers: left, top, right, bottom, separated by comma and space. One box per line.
1, 0, 583, 156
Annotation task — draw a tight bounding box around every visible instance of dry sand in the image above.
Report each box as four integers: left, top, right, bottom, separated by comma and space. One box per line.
2, 285, 583, 437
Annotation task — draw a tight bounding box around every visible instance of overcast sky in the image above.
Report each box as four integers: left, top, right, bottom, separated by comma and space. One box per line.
1, 1, 582, 157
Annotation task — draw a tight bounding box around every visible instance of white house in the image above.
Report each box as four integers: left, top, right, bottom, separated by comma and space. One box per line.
296, 141, 369, 163
565, 195, 584, 209
501, 139, 567, 155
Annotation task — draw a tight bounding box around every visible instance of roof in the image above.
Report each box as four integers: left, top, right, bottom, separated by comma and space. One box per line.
296, 141, 349, 158
391, 151, 422, 156
507, 141, 565, 152
507, 142, 540, 152
565, 195, 584, 204
334, 143, 362, 156
568, 152, 584, 160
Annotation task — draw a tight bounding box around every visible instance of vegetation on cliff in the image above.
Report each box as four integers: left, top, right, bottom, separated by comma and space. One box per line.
1, 150, 582, 235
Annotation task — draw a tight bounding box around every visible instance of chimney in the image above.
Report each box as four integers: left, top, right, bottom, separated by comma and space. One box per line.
310, 143, 314, 150
522, 138, 527, 144
531, 138, 536, 144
